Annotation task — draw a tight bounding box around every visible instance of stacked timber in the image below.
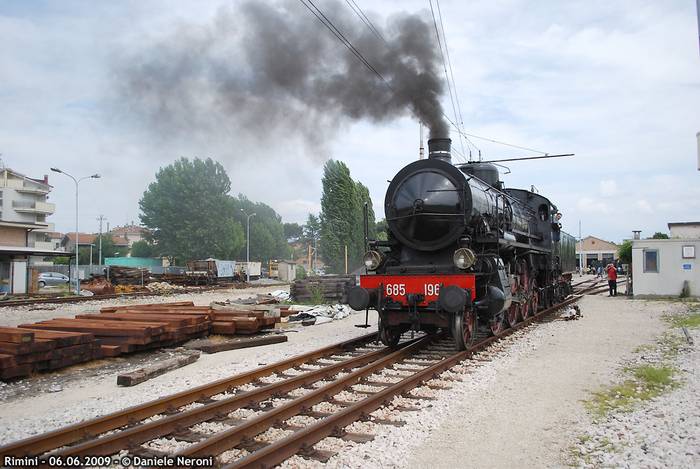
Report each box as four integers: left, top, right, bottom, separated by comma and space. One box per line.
290, 275, 357, 303
0, 327, 99, 380
108, 266, 150, 285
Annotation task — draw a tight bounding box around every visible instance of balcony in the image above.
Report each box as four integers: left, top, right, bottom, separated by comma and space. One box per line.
33, 222, 56, 233
32, 241, 57, 251
12, 201, 56, 214
16, 186, 50, 195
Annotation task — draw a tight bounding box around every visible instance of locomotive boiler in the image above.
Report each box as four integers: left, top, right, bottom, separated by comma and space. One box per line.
347, 137, 576, 349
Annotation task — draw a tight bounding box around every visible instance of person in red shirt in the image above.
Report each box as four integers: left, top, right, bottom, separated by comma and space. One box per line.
606, 263, 618, 296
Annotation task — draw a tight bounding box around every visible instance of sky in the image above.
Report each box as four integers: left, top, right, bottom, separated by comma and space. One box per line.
1, 0, 699, 243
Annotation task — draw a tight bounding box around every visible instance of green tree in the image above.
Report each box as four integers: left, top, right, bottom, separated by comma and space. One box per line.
319, 160, 376, 273
139, 157, 245, 262
232, 195, 289, 262
283, 222, 303, 241
650, 232, 669, 239
77, 234, 128, 264
97, 234, 128, 261
618, 240, 632, 264
131, 240, 156, 257
303, 214, 321, 245
375, 218, 388, 241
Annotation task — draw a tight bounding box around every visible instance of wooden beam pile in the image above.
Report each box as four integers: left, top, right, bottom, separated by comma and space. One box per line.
290, 275, 357, 303
108, 266, 150, 285
0, 327, 99, 380
1, 301, 285, 381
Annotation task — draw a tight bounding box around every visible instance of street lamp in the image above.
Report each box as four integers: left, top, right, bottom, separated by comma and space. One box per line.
240, 209, 256, 282
51, 168, 100, 295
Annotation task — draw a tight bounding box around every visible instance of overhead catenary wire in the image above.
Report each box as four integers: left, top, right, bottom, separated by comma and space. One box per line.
300, 0, 548, 161
428, 0, 467, 159
344, 0, 387, 45
433, 0, 480, 157
299, 0, 386, 84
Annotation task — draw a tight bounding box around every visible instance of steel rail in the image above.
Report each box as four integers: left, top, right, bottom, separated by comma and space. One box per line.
177, 336, 436, 458
223, 295, 582, 468
0, 333, 378, 458
52, 343, 402, 457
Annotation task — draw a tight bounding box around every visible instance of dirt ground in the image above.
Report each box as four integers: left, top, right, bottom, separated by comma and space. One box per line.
0, 285, 689, 468
407, 295, 682, 469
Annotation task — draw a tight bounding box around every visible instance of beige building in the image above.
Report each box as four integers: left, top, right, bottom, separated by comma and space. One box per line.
668, 222, 700, 239
575, 236, 618, 269
0, 167, 66, 294
111, 224, 149, 249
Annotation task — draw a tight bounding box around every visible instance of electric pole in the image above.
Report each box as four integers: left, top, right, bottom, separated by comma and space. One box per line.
97, 215, 106, 265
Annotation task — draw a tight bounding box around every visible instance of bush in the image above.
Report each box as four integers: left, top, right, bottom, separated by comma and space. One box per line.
296, 265, 307, 280
618, 240, 632, 264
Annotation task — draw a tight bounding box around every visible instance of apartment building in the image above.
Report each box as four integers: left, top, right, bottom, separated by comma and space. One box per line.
0, 167, 66, 293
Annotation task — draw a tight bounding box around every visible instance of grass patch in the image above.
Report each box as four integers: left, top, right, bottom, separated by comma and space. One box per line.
584, 364, 679, 419
665, 312, 700, 329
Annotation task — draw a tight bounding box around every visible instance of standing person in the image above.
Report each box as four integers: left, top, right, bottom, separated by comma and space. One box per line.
606, 263, 617, 296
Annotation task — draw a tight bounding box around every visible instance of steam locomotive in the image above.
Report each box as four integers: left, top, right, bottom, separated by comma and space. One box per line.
347, 138, 576, 349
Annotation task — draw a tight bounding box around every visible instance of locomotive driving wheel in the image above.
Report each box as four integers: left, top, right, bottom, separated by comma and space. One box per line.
379, 324, 402, 348
506, 302, 521, 328
529, 280, 539, 315
452, 309, 476, 350
489, 312, 508, 335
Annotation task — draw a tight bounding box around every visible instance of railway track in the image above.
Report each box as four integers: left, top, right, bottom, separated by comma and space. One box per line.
0, 296, 581, 468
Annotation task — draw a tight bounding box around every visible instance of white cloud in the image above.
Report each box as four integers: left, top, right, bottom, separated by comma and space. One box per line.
0, 0, 698, 244
599, 179, 618, 198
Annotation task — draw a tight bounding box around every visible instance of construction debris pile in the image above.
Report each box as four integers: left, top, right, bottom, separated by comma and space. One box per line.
290, 275, 357, 303
145, 282, 186, 294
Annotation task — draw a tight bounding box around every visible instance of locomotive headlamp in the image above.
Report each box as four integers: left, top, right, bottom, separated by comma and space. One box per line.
363, 250, 382, 271
453, 248, 476, 270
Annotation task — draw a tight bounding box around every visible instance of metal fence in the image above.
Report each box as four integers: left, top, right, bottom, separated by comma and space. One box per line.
30, 264, 186, 279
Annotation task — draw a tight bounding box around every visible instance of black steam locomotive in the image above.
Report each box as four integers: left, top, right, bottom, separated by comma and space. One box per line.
347, 138, 576, 349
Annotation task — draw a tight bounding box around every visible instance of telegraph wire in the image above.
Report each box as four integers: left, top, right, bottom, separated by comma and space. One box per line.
428, 0, 466, 159
299, 0, 386, 84
434, 0, 480, 158
344, 0, 387, 45
300, 0, 546, 160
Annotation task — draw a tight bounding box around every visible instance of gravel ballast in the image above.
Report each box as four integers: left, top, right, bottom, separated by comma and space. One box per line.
1, 291, 696, 468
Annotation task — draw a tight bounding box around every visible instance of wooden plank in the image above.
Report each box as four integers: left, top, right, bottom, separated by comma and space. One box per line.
100, 301, 195, 312
100, 345, 123, 357
0, 364, 32, 380
0, 339, 56, 355
77, 313, 193, 326
0, 327, 34, 344
26, 329, 94, 346
185, 334, 287, 353
20, 321, 165, 337
117, 352, 200, 386
0, 353, 16, 368
210, 322, 236, 335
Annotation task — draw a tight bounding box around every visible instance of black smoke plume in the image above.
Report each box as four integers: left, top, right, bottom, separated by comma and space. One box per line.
115, 0, 449, 155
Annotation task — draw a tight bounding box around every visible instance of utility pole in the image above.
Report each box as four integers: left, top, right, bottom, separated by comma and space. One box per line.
50, 168, 100, 295
241, 209, 256, 283
97, 215, 106, 266
578, 220, 583, 276
344, 244, 348, 275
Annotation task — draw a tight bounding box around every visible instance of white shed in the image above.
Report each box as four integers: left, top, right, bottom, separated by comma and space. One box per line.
278, 261, 297, 282
632, 238, 699, 297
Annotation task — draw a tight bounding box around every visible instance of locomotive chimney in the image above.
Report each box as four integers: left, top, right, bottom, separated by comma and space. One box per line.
428, 138, 451, 163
